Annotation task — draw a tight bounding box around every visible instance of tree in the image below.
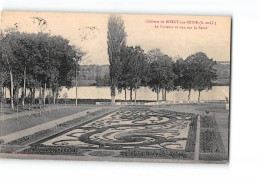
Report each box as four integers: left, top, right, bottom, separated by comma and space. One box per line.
189, 52, 217, 102
1, 32, 23, 109
0, 31, 7, 105
175, 57, 195, 102
12, 33, 39, 107
146, 49, 175, 102
129, 46, 148, 103
107, 15, 127, 104
95, 73, 110, 86
1, 31, 83, 107
118, 46, 148, 102
117, 46, 132, 101
176, 52, 217, 102
43, 35, 83, 104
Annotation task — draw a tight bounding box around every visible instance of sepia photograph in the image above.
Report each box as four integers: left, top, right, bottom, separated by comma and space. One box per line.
0, 11, 231, 164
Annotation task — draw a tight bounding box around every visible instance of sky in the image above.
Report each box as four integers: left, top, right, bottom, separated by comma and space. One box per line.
1, 11, 231, 65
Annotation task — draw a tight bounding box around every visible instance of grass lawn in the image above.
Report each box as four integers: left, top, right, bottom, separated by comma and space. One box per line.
0, 105, 96, 137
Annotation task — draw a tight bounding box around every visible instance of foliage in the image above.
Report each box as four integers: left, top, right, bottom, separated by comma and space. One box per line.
95, 73, 110, 86
118, 46, 148, 93
107, 15, 127, 101
175, 52, 217, 101
0, 31, 83, 105
189, 52, 217, 92
146, 49, 177, 101
1, 15, 220, 105
175, 58, 195, 93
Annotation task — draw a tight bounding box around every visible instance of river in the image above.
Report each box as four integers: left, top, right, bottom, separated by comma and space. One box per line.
4, 86, 229, 101
59, 86, 229, 101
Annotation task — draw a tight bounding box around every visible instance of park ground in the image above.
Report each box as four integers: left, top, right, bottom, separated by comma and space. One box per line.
0, 101, 229, 164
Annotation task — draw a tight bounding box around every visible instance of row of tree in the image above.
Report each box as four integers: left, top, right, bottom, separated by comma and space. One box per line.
107, 15, 217, 103
0, 15, 217, 108
0, 31, 84, 109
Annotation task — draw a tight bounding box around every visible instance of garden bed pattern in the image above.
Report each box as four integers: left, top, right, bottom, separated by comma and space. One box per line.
0, 108, 112, 153
20, 108, 198, 160
199, 115, 227, 161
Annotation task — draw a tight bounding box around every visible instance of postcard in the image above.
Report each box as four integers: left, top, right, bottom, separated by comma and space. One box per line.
0, 11, 231, 163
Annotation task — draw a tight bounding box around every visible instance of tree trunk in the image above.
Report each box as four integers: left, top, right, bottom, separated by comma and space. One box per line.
110, 84, 116, 105
15, 87, 19, 106
0, 87, 3, 101
157, 86, 159, 102
9, 71, 14, 109
134, 89, 137, 104
162, 88, 166, 101
29, 89, 32, 104
198, 90, 201, 103
39, 87, 42, 105
32, 88, 35, 105
75, 68, 78, 106
0, 101, 2, 115
9, 87, 11, 105
165, 89, 167, 101
4, 87, 7, 99
130, 87, 132, 101
75, 84, 78, 106
124, 88, 126, 101
55, 88, 59, 104
43, 83, 46, 105
162, 88, 164, 101
22, 68, 26, 108
111, 95, 115, 104
53, 90, 56, 104
48, 89, 51, 105
188, 89, 191, 102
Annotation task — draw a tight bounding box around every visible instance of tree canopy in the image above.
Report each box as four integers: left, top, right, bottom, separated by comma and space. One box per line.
146, 49, 177, 101
0, 31, 84, 107
107, 15, 127, 103
118, 45, 148, 101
